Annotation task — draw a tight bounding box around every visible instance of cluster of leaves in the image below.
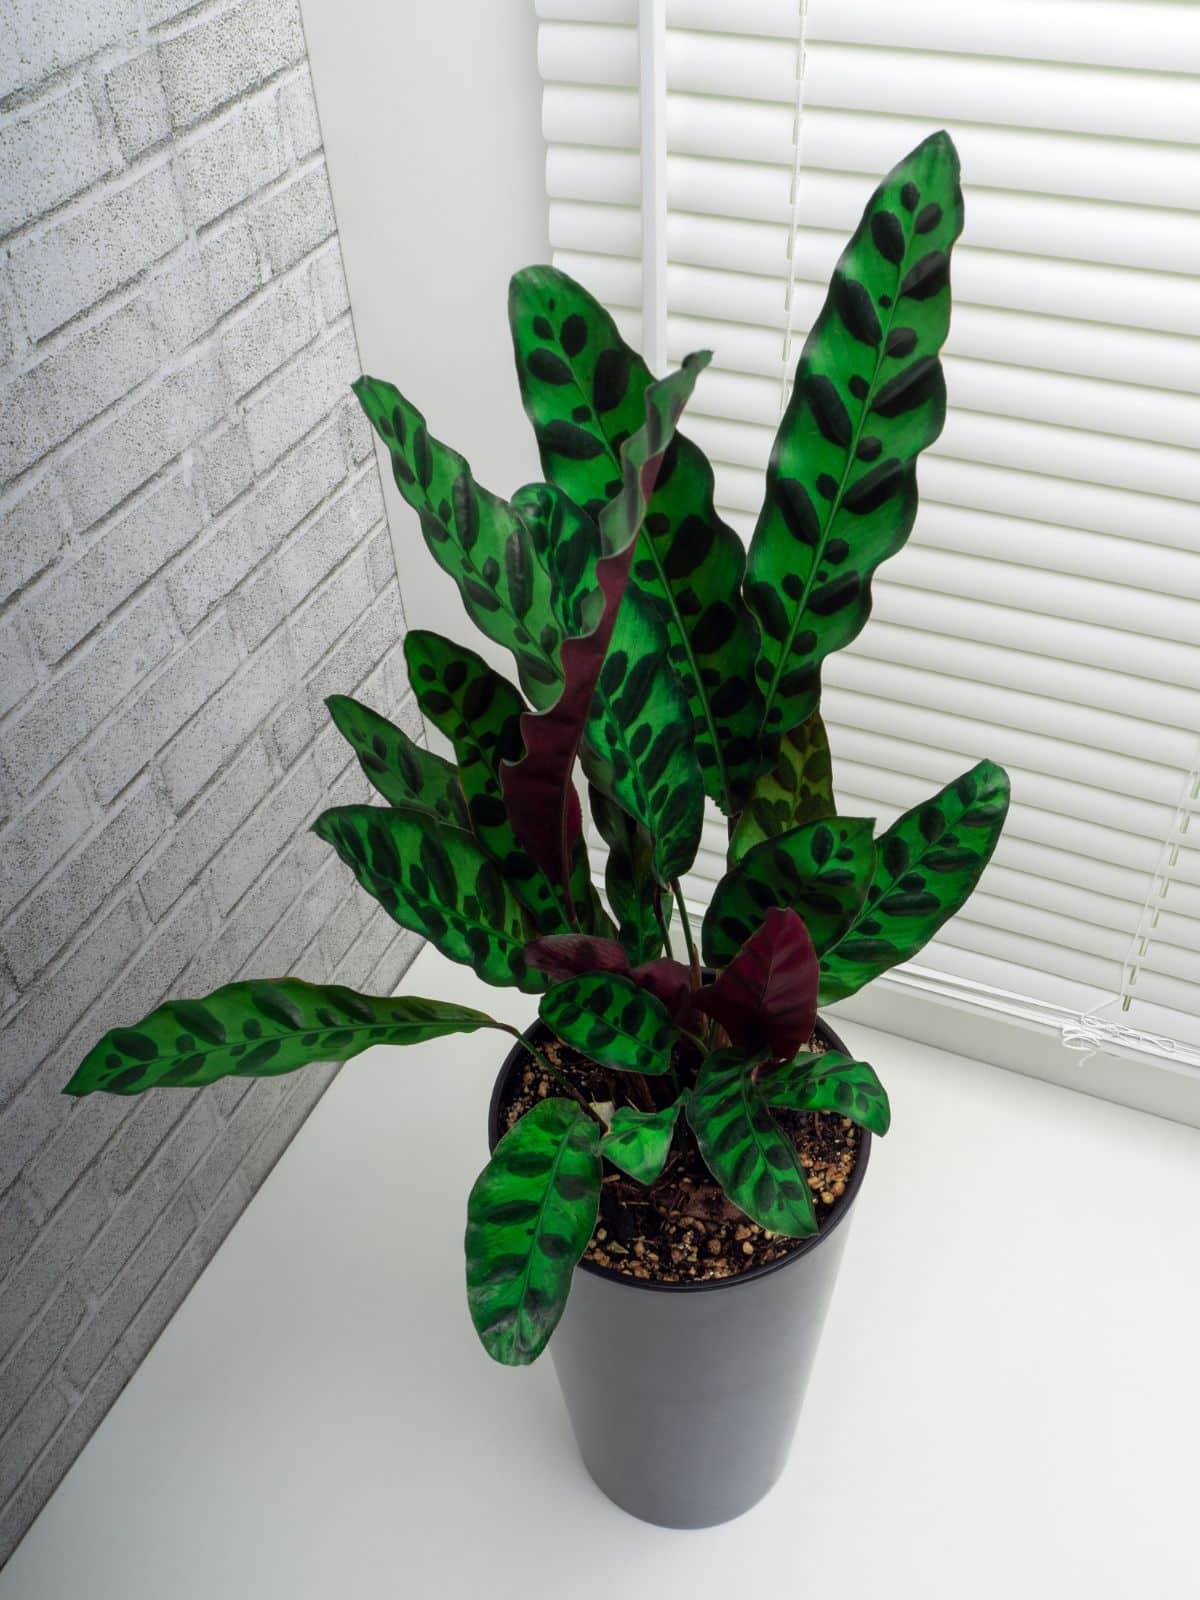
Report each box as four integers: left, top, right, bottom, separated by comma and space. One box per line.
66, 133, 1010, 1370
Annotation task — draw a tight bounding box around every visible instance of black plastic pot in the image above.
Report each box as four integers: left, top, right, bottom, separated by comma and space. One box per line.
486, 1015, 872, 1529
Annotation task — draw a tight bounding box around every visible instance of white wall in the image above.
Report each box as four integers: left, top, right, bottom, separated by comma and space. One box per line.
301, 0, 552, 677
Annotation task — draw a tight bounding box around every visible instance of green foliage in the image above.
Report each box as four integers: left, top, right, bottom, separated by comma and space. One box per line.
584, 588, 704, 885
601, 1096, 687, 1185
703, 816, 876, 968
688, 1049, 817, 1237
747, 131, 963, 741
66, 134, 1016, 1369
729, 711, 834, 865
759, 1052, 891, 1136
65, 983, 498, 1096
312, 804, 543, 992
402, 630, 604, 936
353, 376, 563, 709
540, 973, 677, 1077
326, 693, 469, 826
466, 1097, 601, 1365
819, 760, 1010, 1004
510, 265, 763, 813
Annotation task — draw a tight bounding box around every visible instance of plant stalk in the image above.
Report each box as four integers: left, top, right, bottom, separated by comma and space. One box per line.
497, 1025, 600, 1123
670, 879, 702, 990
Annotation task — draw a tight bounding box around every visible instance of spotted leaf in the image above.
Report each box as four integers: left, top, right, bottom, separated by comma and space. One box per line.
583, 587, 704, 885
312, 803, 543, 992
747, 131, 964, 741
759, 1052, 890, 1136
702, 816, 876, 969
600, 1095, 687, 1186
819, 760, 1010, 1003
500, 353, 708, 900
65, 983, 499, 1096
588, 785, 666, 964
540, 972, 678, 1076
353, 375, 561, 709
325, 693, 468, 826
688, 1048, 816, 1237
729, 711, 834, 866
466, 1097, 601, 1365
510, 266, 764, 813
403, 631, 608, 938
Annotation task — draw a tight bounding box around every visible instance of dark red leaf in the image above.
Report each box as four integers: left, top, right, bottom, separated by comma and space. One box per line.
693, 907, 818, 1059
524, 935, 630, 985
630, 957, 694, 1024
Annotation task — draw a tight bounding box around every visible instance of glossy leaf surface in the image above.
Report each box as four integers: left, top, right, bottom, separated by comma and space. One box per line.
600, 1096, 687, 1186
313, 804, 542, 992
465, 1097, 601, 1365
688, 1049, 816, 1237
65, 983, 497, 1096
500, 353, 708, 898
729, 712, 834, 866
510, 265, 763, 812
524, 934, 631, 984
819, 760, 1010, 1003
403, 631, 604, 937
325, 694, 468, 826
694, 907, 818, 1060
588, 786, 665, 964
540, 972, 677, 1076
702, 816, 876, 969
583, 587, 704, 885
759, 1051, 891, 1136
747, 132, 964, 739
353, 376, 561, 709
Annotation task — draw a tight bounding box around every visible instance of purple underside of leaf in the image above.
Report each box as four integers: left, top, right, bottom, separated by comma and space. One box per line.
499, 354, 709, 906
523, 936, 692, 1021
524, 934, 630, 984
694, 906, 818, 1059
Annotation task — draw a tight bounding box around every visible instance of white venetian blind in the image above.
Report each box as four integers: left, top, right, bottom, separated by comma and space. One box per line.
535, 0, 1200, 1072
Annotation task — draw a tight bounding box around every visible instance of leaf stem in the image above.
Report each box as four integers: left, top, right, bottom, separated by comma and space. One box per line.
670, 879, 702, 990
653, 891, 674, 962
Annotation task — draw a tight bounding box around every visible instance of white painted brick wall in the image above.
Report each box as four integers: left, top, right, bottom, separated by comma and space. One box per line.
0, 0, 422, 1563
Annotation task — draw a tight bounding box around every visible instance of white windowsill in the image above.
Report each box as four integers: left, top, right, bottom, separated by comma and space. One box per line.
4, 944, 1199, 1597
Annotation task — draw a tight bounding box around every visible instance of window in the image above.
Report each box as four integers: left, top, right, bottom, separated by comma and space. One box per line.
536, 0, 1200, 1104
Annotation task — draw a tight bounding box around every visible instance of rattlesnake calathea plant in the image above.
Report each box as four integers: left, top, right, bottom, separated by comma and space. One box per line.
67, 132, 1009, 1366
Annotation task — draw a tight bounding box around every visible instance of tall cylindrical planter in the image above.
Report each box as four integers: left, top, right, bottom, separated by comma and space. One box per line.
487, 1018, 871, 1529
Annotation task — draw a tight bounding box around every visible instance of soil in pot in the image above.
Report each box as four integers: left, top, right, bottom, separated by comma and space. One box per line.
497, 1032, 862, 1287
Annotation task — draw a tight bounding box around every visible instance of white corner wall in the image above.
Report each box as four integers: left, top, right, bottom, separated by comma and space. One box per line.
300, 0, 552, 672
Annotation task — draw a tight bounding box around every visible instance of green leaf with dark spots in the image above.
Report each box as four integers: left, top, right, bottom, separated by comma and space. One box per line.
540, 972, 678, 1076
583, 588, 704, 885
65, 983, 499, 1096
325, 694, 468, 827
312, 803, 544, 991
688, 1049, 816, 1237
403, 631, 610, 938
509, 265, 764, 813
499, 354, 708, 899
729, 710, 835, 865
509, 482, 604, 640
600, 1095, 687, 1185
818, 759, 1010, 1003
759, 1051, 890, 1136
702, 816, 876, 968
466, 1097, 601, 1365
353, 374, 562, 708
747, 131, 964, 740
588, 785, 667, 964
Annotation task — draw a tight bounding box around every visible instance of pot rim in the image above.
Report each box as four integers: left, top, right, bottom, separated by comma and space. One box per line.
485, 1012, 872, 1297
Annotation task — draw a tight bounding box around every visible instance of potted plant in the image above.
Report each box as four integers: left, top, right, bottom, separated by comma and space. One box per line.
66, 131, 1009, 1528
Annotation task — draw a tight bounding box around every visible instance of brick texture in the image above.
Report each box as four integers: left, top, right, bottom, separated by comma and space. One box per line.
0, 0, 422, 1566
